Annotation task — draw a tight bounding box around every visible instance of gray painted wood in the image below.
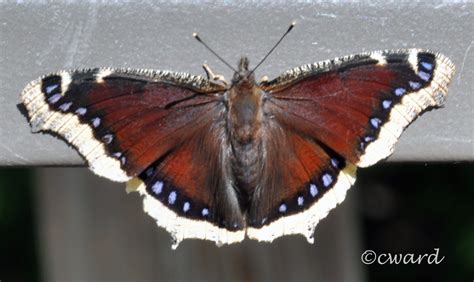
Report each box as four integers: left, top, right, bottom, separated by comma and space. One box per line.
1, 1, 473, 166
1, 1, 472, 281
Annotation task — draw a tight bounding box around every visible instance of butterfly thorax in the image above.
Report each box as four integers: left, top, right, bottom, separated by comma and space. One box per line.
228, 57, 262, 143
227, 57, 264, 203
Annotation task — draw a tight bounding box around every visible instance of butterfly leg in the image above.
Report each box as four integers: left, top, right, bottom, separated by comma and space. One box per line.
202, 64, 228, 87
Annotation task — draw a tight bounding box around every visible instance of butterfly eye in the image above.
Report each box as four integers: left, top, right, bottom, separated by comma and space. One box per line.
232, 72, 243, 83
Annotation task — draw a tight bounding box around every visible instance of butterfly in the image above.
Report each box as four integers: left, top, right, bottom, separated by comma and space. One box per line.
20, 46, 455, 249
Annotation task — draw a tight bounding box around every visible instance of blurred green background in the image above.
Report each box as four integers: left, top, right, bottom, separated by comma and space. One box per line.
0, 163, 473, 281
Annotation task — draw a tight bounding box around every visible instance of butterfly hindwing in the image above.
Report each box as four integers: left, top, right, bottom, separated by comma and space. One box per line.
246, 125, 357, 242
128, 108, 246, 247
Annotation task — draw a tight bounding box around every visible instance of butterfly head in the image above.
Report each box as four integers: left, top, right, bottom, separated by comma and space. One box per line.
232, 57, 256, 87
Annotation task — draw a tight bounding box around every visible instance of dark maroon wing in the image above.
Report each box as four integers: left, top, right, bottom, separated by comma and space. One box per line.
247, 49, 455, 242
20, 68, 245, 247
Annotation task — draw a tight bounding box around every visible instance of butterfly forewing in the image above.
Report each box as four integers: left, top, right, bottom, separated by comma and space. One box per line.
262, 49, 454, 167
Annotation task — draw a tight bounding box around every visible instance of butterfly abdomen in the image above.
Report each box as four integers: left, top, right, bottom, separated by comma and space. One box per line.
227, 69, 265, 207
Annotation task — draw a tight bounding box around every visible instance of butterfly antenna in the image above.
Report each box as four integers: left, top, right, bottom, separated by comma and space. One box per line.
193, 33, 237, 73
250, 21, 296, 75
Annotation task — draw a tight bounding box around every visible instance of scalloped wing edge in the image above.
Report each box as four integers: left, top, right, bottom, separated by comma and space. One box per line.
261, 49, 455, 167
20, 71, 130, 182
357, 50, 455, 167
246, 163, 357, 243
20, 68, 225, 182
128, 178, 245, 249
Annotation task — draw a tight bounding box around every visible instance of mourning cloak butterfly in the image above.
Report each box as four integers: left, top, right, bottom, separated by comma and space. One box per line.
20, 47, 454, 248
